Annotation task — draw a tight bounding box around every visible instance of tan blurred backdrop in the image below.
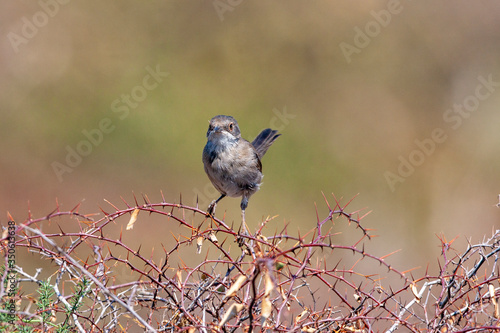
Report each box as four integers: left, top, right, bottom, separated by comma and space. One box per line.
1, 1, 500, 277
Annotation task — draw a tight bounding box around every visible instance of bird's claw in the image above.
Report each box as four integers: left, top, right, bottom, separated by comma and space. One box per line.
206, 201, 216, 217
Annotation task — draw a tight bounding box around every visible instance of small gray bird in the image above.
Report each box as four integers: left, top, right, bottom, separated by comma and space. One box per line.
202, 115, 280, 234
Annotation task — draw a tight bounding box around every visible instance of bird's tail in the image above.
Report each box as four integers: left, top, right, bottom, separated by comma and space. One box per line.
251, 128, 281, 158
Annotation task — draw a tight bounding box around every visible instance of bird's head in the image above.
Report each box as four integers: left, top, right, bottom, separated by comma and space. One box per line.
206, 115, 241, 141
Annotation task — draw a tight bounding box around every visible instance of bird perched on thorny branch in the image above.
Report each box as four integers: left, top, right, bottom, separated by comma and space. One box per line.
202, 115, 281, 234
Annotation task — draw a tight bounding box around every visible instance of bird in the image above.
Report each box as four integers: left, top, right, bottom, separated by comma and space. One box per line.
202, 115, 280, 234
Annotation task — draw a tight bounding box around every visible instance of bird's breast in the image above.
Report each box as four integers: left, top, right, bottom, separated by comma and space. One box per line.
203, 139, 262, 198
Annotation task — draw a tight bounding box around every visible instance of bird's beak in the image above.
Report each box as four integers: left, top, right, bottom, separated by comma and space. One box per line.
207, 126, 222, 138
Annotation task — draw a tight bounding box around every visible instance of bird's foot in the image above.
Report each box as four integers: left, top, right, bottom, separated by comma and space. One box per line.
206, 200, 217, 217
236, 233, 245, 247
236, 222, 249, 247
236, 229, 257, 258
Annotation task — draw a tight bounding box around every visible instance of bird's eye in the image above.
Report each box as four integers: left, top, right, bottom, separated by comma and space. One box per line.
229, 123, 234, 131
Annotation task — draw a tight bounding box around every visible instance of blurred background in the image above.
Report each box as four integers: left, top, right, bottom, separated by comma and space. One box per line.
1, 1, 500, 277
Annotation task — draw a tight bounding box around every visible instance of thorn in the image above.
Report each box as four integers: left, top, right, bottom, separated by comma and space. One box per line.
437, 258, 443, 272
27, 201, 32, 220
311, 228, 317, 243
83, 255, 90, 266
321, 191, 331, 211
380, 249, 401, 260
46, 206, 58, 220
314, 202, 320, 225
203, 246, 210, 260
331, 193, 342, 211
401, 267, 420, 275
358, 210, 372, 221
70, 202, 82, 213
142, 193, 151, 205
170, 231, 179, 243
119, 196, 131, 208
342, 193, 359, 210
99, 206, 109, 216
104, 199, 120, 211
133, 192, 139, 207
350, 257, 363, 271
353, 234, 368, 248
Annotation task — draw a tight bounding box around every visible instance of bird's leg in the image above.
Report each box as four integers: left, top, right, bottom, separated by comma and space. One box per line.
239, 196, 250, 236
240, 209, 248, 235
238, 196, 257, 258
207, 194, 226, 217
237, 208, 248, 248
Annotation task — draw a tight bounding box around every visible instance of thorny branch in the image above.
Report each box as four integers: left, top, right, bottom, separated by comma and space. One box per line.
0, 193, 498, 332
